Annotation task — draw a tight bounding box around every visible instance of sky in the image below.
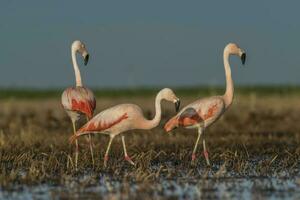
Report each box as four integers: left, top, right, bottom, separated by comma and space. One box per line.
0, 0, 300, 88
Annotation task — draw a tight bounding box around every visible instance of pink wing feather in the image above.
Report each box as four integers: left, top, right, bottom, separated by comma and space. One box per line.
62, 87, 96, 119
165, 97, 225, 132
69, 104, 133, 143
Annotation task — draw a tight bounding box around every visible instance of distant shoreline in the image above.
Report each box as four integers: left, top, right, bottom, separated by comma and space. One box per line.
0, 85, 300, 99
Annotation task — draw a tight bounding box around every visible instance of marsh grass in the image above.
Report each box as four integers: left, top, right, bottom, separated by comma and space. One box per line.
1, 85, 300, 99
0, 92, 299, 191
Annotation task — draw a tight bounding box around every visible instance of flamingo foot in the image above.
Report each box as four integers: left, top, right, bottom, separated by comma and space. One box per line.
104, 155, 109, 167
125, 155, 135, 166
192, 153, 196, 161
191, 153, 197, 165
203, 150, 210, 166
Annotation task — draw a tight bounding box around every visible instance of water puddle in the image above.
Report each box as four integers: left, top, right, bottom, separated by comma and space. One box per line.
1, 177, 300, 200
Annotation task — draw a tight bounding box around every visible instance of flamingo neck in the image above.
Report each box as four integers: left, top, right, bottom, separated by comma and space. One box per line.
223, 50, 234, 108
143, 93, 162, 130
71, 48, 83, 87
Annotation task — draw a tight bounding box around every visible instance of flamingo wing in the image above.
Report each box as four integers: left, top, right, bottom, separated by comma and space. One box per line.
62, 87, 96, 118
164, 107, 201, 131
165, 97, 225, 131
177, 107, 203, 127
77, 105, 129, 134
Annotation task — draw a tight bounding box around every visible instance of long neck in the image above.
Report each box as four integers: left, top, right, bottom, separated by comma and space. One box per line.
223, 50, 234, 108
141, 94, 162, 130
71, 48, 83, 87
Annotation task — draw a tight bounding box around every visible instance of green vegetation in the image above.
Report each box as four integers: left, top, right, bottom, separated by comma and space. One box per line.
0, 95, 299, 187
1, 85, 300, 99
0, 93, 299, 199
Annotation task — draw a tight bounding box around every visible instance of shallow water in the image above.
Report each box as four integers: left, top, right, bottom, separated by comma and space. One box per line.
1, 177, 300, 200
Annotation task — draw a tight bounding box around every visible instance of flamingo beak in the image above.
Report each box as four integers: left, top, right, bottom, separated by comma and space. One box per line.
84, 54, 89, 66
241, 53, 246, 65
175, 100, 180, 112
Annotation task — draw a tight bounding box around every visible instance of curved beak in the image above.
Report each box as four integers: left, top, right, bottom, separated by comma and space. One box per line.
175, 100, 180, 112
241, 53, 246, 65
84, 54, 89, 66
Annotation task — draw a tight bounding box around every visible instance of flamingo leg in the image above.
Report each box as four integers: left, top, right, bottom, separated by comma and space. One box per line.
87, 134, 95, 167
72, 121, 79, 170
202, 137, 210, 166
191, 127, 202, 163
122, 136, 135, 166
104, 136, 114, 167
86, 116, 95, 167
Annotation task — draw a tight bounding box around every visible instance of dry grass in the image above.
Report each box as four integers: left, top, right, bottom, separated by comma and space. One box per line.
0, 94, 299, 189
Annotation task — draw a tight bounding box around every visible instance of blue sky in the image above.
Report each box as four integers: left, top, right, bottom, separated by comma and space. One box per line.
1, 1, 300, 88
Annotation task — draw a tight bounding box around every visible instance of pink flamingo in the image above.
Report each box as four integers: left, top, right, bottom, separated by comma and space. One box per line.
164, 43, 246, 165
61, 40, 96, 169
70, 88, 180, 167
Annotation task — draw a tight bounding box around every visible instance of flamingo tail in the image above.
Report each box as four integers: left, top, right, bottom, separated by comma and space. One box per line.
164, 116, 179, 132
69, 132, 90, 144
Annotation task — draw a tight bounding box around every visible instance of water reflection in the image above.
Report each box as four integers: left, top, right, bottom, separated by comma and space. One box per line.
1, 177, 299, 200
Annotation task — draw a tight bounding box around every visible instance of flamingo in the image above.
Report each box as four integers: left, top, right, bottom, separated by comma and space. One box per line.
61, 40, 96, 169
164, 43, 246, 165
69, 88, 180, 167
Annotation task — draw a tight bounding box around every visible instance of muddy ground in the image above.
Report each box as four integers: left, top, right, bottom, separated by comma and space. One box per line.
0, 92, 299, 199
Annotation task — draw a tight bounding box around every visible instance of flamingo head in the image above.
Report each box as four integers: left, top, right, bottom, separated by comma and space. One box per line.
72, 40, 90, 66
159, 88, 181, 112
225, 43, 246, 65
